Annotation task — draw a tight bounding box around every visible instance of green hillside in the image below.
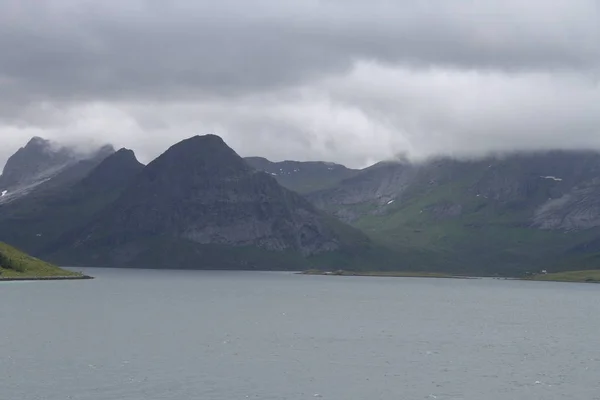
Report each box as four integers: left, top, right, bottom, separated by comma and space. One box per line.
0, 242, 82, 279
529, 270, 600, 283
352, 178, 600, 276
310, 154, 600, 276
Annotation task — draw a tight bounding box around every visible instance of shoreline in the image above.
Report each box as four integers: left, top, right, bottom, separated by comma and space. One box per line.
299, 270, 479, 280
0, 275, 94, 282
299, 270, 600, 284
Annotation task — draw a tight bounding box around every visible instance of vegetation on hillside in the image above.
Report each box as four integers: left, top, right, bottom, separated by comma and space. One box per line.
528, 270, 600, 283
325, 168, 600, 276
0, 242, 81, 278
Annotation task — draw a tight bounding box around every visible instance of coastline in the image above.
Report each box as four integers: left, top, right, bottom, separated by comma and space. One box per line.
300, 269, 600, 283
0, 275, 94, 282
299, 270, 479, 280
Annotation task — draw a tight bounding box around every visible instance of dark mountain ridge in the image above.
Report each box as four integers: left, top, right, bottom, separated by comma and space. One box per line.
47, 135, 379, 270
0, 147, 143, 255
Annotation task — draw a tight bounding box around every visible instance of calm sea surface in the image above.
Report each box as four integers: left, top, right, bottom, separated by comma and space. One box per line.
1, 269, 599, 400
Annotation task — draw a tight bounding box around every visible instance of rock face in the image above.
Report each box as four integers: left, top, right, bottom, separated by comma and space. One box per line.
51, 135, 371, 269
308, 161, 416, 221
0, 137, 75, 189
532, 179, 600, 231
245, 157, 358, 194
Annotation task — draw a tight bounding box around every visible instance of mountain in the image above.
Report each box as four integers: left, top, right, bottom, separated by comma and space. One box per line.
0, 137, 115, 205
9, 134, 599, 276
306, 151, 600, 275
245, 157, 358, 193
0, 147, 143, 255
48, 135, 383, 270
0, 137, 75, 189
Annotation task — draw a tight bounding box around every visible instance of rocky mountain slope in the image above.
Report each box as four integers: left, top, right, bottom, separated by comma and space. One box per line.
0, 137, 114, 205
47, 135, 381, 270
245, 157, 358, 194
0, 147, 143, 255
306, 151, 600, 275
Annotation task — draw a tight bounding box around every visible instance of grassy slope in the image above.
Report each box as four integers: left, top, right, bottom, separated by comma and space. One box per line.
0, 242, 81, 278
346, 176, 600, 276
302, 269, 453, 278
529, 270, 600, 283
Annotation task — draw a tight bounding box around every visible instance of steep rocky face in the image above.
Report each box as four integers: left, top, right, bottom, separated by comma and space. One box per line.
0, 137, 77, 204
52, 135, 371, 269
308, 161, 415, 219
245, 157, 358, 194
532, 179, 600, 231
0, 138, 115, 205
0, 137, 75, 189
0, 147, 141, 255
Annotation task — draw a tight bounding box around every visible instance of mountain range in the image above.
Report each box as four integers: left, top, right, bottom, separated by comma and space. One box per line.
0, 135, 382, 271
2, 135, 600, 275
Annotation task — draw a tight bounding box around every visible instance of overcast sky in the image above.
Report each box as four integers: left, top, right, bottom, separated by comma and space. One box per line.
1, 0, 599, 169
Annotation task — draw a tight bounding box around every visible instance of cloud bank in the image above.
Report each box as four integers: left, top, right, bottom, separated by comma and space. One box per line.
1, 0, 599, 168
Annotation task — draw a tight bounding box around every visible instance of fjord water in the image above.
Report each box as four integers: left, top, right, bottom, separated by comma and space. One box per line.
1, 270, 599, 400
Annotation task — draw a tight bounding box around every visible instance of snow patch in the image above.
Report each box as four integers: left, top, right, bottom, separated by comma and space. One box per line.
270, 172, 278, 176
541, 176, 563, 181
1, 190, 7, 197
387, 199, 395, 205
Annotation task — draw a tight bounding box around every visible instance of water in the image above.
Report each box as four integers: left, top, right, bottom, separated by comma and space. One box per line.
1, 269, 599, 400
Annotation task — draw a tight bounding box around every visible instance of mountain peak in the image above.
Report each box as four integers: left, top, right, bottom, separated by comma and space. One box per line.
79, 148, 143, 191
0, 137, 76, 189
172, 134, 231, 155
26, 136, 51, 148
94, 144, 117, 157
144, 134, 251, 180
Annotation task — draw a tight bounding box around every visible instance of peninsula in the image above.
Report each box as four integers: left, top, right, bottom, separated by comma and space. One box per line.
0, 242, 90, 281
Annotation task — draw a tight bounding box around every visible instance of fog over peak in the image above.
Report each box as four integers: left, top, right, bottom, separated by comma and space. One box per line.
1, 0, 599, 169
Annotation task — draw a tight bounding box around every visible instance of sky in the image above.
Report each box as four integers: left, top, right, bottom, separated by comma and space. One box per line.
1, 0, 599, 169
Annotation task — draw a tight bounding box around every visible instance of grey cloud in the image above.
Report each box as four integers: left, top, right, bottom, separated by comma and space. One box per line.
0, 0, 598, 109
1, 0, 599, 169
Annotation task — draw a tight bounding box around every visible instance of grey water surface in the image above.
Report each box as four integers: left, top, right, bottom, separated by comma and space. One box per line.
1, 268, 599, 400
